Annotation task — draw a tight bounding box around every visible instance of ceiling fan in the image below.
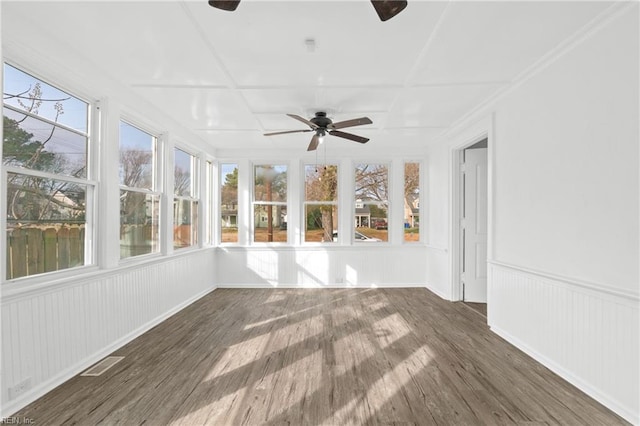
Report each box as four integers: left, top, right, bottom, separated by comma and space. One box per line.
208, 1, 408, 21
264, 112, 373, 152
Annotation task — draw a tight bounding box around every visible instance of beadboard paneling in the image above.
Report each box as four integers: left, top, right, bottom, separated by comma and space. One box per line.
1, 249, 216, 417
488, 262, 639, 424
216, 246, 428, 288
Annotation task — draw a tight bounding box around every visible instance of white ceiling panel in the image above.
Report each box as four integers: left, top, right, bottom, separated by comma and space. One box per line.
410, 1, 612, 85
132, 87, 259, 130
4, 2, 231, 87
387, 84, 503, 128
184, 1, 447, 87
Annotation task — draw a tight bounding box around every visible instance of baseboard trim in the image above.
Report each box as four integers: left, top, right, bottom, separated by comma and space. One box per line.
216, 283, 430, 289
490, 324, 638, 425
2, 285, 217, 418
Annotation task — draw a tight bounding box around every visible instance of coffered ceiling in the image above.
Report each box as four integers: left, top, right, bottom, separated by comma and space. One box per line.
2, 1, 614, 154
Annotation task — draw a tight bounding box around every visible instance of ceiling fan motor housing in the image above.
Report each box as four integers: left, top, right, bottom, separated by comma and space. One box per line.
310, 111, 332, 129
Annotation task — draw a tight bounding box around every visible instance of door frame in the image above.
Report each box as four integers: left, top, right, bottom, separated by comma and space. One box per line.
450, 126, 494, 303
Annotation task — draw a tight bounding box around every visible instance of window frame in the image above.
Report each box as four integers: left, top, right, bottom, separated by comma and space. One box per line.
303, 163, 339, 244
2, 62, 98, 283
251, 162, 289, 245
172, 145, 200, 250
353, 161, 390, 244
118, 119, 163, 260
219, 162, 240, 245
403, 161, 421, 244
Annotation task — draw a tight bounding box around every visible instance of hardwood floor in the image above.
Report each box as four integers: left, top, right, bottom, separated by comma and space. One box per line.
15, 288, 627, 425
462, 302, 487, 318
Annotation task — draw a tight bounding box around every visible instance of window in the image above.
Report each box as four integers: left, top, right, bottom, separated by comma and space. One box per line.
404, 162, 420, 242
253, 164, 287, 243
119, 121, 160, 258
3, 63, 93, 279
205, 160, 213, 246
304, 165, 338, 243
220, 163, 238, 243
173, 147, 198, 249
354, 163, 388, 242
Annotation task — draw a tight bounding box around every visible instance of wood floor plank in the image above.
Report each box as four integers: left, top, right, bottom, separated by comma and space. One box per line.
13, 288, 629, 425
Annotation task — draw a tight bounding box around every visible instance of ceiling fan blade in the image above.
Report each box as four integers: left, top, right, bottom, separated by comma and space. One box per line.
287, 113, 319, 129
371, 0, 407, 21
264, 129, 312, 136
307, 134, 320, 151
329, 117, 373, 130
208, 0, 241, 11
329, 130, 369, 144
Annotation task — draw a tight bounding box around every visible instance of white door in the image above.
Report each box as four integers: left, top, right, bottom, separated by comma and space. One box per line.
462, 147, 488, 302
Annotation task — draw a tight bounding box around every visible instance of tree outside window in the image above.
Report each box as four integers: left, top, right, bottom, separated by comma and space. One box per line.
305, 165, 338, 243
354, 163, 388, 242
253, 165, 287, 243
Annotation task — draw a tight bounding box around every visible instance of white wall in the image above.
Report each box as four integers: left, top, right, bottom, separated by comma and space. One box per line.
428, 5, 639, 423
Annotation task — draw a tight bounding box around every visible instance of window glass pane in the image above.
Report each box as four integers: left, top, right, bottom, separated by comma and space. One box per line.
355, 164, 388, 242
254, 165, 287, 202
253, 205, 287, 243
3, 63, 88, 133
173, 199, 198, 249
404, 162, 420, 242
174, 148, 192, 197
120, 190, 159, 258
119, 122, 154, 189
6, 172, 87, 279
3, 107, 87, 177
221, 163, 238, 243
305, 205, 338, 242
305, 165, 338, 243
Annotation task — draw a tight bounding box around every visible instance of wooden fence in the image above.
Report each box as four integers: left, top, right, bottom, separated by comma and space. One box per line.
6, 225, 85, 280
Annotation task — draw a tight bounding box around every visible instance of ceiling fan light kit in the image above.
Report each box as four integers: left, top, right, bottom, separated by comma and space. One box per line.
264, 112, 373, 152
208, 0, 407, 21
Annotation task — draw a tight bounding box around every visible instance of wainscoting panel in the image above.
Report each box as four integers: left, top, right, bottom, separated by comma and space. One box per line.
488, 262, 639, 424
1, 249, 216, 417
216, 246, 428, 288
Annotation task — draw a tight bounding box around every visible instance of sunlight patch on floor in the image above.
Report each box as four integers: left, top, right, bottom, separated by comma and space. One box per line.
265, 313, 324, 354
333, 330, 377, 376
171, 386, 248, 425
204, 334, 271, 380
261, 350, 324, 420
329, 345, 434, 425
372, 312, 412, 349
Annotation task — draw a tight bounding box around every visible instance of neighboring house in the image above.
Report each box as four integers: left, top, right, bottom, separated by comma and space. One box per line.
221, 204, 237, 228
255, 206, 286, 229
354, 200, 370, 227
404, 194, 419, 228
